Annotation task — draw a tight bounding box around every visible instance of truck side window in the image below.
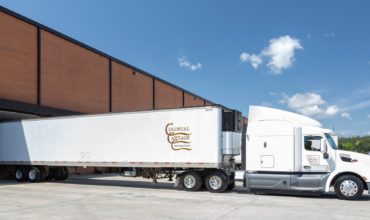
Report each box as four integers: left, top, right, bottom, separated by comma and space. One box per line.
304, 136, 322, 151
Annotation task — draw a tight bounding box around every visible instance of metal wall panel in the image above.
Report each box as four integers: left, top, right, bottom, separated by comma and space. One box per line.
0, 12, 37, 104
41, 31, 109, 113
112, 61, 153, 112
184, 93, 204, 107
155, 80, 183, 109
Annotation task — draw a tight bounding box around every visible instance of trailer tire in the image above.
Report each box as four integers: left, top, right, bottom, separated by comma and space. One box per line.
27, 166, 42, 182
14, 167, 27, 182
205, 171, 228, 193
38, 166, 47, 182
334, 175, 364, 200
181, 172, 202, 191
61, 167, 69, 180
53, 167, 69, 181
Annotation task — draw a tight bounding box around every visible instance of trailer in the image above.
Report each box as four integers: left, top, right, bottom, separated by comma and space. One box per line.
0, 106, 243, 192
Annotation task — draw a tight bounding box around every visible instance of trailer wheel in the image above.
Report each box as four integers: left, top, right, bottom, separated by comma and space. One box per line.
181, 172, 202, 191
334, 175, 364, 200
205, 171, 228, 193
53, 167, 69, 181
14, 167, 27, 182
38, 166, 48, 182
27, 166, 42, 182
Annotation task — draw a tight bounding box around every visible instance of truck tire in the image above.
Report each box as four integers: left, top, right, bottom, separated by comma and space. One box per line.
14, 167, 27, 182
181, 172, 202, 191
205, 171, 228, 193
53, 167, 69, 181
38, 166, 48, 182
61, 167, 69, 180
334, 175, 364, 200
27, 166, 42, 182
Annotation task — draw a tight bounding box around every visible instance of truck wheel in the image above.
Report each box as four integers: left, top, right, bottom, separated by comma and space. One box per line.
227, 181, 235, 191
54, 167, 69, 181
27, 166, 41, 182
14, 167, 27, 182
38, 166, 48, 182
205, 171, 228, 193
61, 167, 69, 180
181, 172, 202, 191
334, 175, 364, 200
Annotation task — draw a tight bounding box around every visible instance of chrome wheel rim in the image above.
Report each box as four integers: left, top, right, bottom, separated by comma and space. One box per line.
15, 169, 23, 179
29, 169, 36, 180
340, 180, 358, 197
209, 176, 222, 190
183, 175, 196, 189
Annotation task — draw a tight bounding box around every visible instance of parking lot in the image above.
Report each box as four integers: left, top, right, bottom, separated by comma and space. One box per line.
0, 174, 369, 220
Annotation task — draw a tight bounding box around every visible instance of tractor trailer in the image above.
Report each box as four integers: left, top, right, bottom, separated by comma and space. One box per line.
0, 105, 369, 200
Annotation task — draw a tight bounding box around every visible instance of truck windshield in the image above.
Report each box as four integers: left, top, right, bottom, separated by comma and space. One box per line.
325, 133, 338, 150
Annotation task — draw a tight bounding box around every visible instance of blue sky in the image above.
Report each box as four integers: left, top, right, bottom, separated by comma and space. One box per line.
1, 0, 370, 136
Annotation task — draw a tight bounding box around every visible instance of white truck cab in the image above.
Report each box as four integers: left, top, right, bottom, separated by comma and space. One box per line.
244, 106, 370, 200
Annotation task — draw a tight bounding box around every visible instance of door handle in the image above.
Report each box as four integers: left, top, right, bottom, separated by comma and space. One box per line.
304, 166, 311, 169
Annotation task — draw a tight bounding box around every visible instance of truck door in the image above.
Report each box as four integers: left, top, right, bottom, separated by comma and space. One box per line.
302, 136, 330, 172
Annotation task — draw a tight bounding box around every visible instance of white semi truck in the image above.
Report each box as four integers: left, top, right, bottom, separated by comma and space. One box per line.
244, 106, 370, 200
0, 105, 369, 200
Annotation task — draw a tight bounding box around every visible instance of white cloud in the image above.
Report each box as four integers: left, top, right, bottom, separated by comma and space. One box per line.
326, 105, 339, 116
178, 56, 202, 71
262, 36, 303, 74
340, 112, 351, 120
261, 102, 272, 107
323, 32, 335, 37
240, 52, 262, 68
280, 92, 339, 118
240, 35, 302, 74
342, 100, 370, 112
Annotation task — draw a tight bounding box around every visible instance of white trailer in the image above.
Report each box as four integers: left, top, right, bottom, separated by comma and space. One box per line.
244, 106, 370, 200
0, 106, 243, 192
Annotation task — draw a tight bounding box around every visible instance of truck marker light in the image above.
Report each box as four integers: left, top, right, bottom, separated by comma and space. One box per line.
363, 176, 368, 181
351, 159, 358, 163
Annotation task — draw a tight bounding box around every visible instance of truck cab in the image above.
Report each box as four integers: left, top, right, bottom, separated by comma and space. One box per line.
244, 106, 370, 200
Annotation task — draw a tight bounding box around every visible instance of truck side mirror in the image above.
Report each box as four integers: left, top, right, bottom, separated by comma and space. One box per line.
323, 152, 329, 159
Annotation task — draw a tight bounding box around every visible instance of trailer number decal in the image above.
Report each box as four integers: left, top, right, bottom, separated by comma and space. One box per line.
165, 123, 192, 151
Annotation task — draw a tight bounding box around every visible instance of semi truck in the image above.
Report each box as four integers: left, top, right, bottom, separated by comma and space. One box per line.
244, 106, 370, 200
0, 105, 369, 200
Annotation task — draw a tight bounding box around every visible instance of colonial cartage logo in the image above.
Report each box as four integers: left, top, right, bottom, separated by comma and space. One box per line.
165, 123, 192, 150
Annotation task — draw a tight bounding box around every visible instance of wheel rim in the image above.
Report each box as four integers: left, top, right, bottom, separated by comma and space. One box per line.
209, 175, 222, 190
183, 175, 196, 189
29, 169, 36, 180
15, 169, 23, 179
340, 180, 358, 197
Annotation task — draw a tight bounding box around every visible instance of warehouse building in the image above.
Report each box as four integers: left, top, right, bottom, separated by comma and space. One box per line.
0, 6, 215, 174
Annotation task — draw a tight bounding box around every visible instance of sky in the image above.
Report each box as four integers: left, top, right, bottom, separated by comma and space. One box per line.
1, 0, 370, 136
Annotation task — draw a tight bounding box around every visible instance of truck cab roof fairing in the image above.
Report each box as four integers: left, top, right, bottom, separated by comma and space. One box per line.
248, 106, 322, 128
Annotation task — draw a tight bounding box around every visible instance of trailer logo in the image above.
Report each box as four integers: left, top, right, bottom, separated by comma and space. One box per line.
165, 123, 192, 150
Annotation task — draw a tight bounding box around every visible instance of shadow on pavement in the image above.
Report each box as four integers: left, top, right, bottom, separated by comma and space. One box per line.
52, 174, 178, 190
233, 188, 370, 201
